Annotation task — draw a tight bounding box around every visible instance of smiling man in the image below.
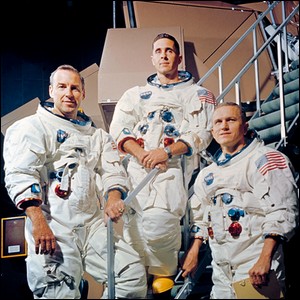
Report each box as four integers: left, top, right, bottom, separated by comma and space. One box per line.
3, 64, 147, 299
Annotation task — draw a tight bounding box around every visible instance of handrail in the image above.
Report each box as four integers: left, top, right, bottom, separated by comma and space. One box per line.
216, 6, 298, 103
197, 1, 279, 88
197, 1, 299, 149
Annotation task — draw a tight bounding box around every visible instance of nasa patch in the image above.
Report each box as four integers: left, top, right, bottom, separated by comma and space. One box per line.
140, 91, 152, 100
57, 129, 68, 143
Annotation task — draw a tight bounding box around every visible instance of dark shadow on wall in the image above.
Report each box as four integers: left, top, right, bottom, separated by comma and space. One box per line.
184, 41, 200, 82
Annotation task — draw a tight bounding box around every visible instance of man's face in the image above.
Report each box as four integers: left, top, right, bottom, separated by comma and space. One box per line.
151, 38, 182, 77
211, 105, 248, 152
49, 69, 84, 119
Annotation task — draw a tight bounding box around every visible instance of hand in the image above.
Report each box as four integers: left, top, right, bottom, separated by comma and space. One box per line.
26, 206, 56, 255
248, 260, 271, 287
33, 222, 56, 255
248, 237, 275, 287
181, 239, 203, 278
105, 195, 125, 223
142, 148, 168, 169
181, 250, 199, 278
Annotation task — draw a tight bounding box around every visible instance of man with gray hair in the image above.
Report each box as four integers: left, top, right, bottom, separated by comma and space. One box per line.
3, 64, 147, 299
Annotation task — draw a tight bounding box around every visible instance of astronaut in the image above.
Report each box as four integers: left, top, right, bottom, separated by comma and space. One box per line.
3, 65, 147, 299
109, 33, 216, 297
182, 102, 299, 299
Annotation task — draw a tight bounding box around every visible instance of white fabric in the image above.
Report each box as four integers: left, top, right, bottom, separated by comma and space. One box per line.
110, 72, 216, 276
190, 137, 299, 298
3, 104, 147, 299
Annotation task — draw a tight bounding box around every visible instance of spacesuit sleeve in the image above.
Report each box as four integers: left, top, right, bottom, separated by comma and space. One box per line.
250, 150, 299, 242
181, 87, 216, 153
3, 118, 46, 210
189, 173, 210, 241
109, 86, 141, 153
97, 129, 129, 198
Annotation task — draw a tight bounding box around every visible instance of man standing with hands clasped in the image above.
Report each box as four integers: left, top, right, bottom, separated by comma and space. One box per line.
181, 102, 299, 299
109, 33, 216, 298
3, 64, 147, 299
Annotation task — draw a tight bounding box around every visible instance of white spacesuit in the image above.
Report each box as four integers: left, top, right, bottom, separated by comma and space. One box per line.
109, 71, 216, 279
3, 102, 147, 299
190, 135, 299, 299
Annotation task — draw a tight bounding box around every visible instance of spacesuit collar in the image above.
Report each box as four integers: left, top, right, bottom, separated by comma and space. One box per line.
147, 70, 193, 89
41, 101, 92, 126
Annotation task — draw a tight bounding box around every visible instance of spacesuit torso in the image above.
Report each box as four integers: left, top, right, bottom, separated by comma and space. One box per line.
4, 103, 128, 229
109, 71, 216, 277
3, 103, 147, 299
190, 137, 299, 298
110, 71, 215, 215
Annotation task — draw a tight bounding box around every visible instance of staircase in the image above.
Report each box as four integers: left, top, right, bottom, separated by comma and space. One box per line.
198, 1, 299, 172
248, 59, 299, 148
182, 4, 299, 298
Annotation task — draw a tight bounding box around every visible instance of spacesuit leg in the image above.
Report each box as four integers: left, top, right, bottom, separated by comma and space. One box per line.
210, 260, 235, 299
141, 208, 181, 295
26, 250, 83, 299
86, 225, 147, 299
122, 204, 147, 266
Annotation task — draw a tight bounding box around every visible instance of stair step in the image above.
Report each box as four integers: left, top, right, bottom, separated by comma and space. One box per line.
249, 103, 299, 131
256, 121, 292, 145
290, 59, 299, 70
272, 78, 299, 98
283, 68, 299, 83
261, 90, 299, 114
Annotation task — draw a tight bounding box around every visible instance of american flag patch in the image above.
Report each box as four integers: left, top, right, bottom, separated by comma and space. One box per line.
256, 151, 287, 175
197, 89, 216, 105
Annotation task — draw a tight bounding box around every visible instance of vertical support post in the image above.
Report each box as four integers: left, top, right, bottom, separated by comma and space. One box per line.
107, 218, 115, 299
277, 32, 287, 146
253, 28, 261, 115
218, 64, 223, 97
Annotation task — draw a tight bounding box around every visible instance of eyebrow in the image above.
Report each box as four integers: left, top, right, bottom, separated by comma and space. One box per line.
154, 46, 175, 52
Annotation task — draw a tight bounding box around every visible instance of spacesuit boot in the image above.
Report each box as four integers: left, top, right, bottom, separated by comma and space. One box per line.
152, 276, 174, 299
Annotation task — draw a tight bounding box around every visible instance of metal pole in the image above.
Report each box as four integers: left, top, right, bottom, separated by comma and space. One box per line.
277, 32, 287, 146
281, 1, 289, 72
127, 1, 137, 28
107, 167, 159, 298
107, 218, 115, 298
253, 28, 261, 115
218, 64, 223, 96
112, 1, 116, 29
235, 81, 241, 105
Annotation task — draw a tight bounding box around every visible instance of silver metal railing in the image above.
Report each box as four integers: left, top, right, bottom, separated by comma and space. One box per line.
197, 1, 299, 149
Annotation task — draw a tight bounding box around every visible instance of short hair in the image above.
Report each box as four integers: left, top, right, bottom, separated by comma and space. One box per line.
215, 102, 247, 123
152, 33, 180, 54
49, 64, 85, 89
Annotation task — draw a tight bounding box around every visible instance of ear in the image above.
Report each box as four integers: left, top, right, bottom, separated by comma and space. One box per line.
244, 122, 249, 135
49, 85, 53, 98
151, 55, 155, 66
178, 55, 182, 65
